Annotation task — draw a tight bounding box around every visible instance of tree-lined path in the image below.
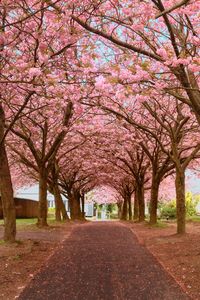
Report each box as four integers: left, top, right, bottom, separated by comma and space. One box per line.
19, 222, 188, 300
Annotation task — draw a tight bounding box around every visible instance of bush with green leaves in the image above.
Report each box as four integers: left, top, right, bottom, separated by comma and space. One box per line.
159, 192, 200, 219
160, 200, 176, 219
185, 192, 199, 216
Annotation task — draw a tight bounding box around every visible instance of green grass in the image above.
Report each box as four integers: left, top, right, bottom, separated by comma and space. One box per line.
0, 214, 58, 230
187, 215, 200, 222
0, 218, 37, 226
17, 218, 37, 225
145, 221, 168, 228
48, 207, 55, 213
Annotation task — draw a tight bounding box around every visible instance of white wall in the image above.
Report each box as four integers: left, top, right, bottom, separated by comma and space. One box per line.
16, 184, 54, 201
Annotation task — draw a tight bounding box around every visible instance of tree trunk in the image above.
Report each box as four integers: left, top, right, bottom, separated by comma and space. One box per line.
37, 169, 48, 227
134, 189, 139, 221
53, 183, 69, 221
149, 175, 160, 225
0, 104, 16, 242
81, 194, 85, 219
117, 202, 122, 219
59, 197, 69, 221
70, 193, 82, 220
137, 184, 145, 222
175, 167, 186, 234
0, 145, 16, 242
128, 195, 132, 220
121, 198, 128, 220
54, 185, 62, 222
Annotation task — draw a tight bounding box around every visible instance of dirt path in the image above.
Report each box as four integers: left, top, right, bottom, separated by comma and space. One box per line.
18, 222, 189, 300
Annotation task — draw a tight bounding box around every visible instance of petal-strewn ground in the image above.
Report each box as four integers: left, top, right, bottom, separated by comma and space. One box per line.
18, 222, 189, 300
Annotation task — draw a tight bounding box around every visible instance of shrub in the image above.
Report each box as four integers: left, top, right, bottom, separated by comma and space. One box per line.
185, 192, 199, 217
159, 192, 200, 219
160, 204, 176, 219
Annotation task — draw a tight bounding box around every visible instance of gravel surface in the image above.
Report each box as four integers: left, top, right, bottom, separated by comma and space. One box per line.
19, 222, 189, 300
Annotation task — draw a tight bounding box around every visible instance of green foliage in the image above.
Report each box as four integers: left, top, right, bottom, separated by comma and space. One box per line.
106, 203, 116, 213
185, 192, 199, 216
110, 212, 119, 219
160, 192, 200, 219
106, 204, 118, 219
160, 201, 176, 219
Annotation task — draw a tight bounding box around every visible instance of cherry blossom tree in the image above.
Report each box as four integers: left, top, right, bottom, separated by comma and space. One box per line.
1, 0, 200, 242
72, 0, 200, 124
0, 0, 84, 240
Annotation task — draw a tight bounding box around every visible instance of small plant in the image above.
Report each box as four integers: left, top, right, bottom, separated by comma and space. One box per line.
151, 221, 168, 228
160, 200, 176, 219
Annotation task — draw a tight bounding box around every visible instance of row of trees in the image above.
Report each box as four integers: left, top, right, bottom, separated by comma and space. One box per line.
0, 0, 200, 242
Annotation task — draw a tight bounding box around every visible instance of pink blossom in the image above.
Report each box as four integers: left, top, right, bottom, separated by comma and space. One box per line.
156, 48, 168, 60
29, 67, 42, 77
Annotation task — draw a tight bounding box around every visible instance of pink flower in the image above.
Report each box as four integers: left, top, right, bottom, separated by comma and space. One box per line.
156, 48, 168, 60
188, 64, 200, 73
95, 75, 106, 89
29, 67, 42, 77
0, 34, 5, 46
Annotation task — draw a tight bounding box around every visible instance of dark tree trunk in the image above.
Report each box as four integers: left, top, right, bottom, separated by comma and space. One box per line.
121, 198, 128, 220
0, 145, 16, 242
37, 168, 48, 227
175, 167, 186, 234
81, 194, 85, 219
54, 185, 62, 222
134, 189, 139, 221
127, 194, 132, 220
137, 184, 145, 222
0, 104, 16, 242
70, 192, 82, 220
149, 174, 160, 225
117, 202, 122, 219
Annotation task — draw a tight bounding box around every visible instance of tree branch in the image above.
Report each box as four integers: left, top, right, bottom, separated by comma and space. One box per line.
156, 0, 190, 19
72, 16, 162, 61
